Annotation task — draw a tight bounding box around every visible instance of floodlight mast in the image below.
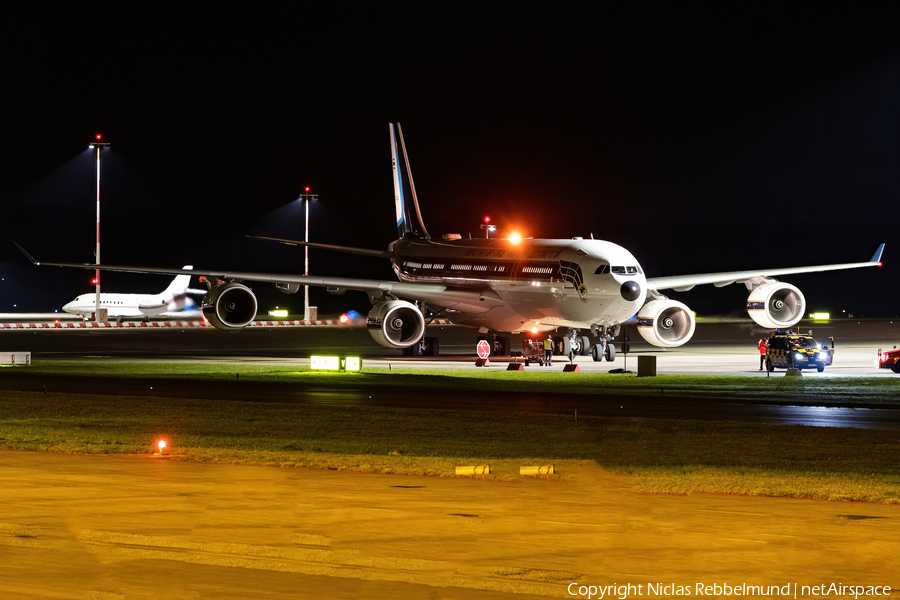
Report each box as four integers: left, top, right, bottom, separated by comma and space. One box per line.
89, 134, 109, 322
299, 187, 318, 322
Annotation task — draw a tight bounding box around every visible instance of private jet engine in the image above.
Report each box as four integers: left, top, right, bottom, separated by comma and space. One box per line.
636, 299, 696, 347
746, 281, 805, 328
367, 300, 425, 349
202, 282, 258, 330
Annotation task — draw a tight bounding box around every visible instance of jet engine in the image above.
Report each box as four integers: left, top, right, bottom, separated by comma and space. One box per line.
202, 282, 258, 330
746, 281, 805, 328
636, 299, 696, 347
367, 300, 425, 348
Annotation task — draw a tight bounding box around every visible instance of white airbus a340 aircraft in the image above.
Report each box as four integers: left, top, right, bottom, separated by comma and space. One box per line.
20, 124, 884, 359
61, 267, 201, 322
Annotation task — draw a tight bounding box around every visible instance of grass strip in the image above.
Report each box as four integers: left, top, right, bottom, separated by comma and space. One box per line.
6, 358, 900, 405
1, 387, 899, 503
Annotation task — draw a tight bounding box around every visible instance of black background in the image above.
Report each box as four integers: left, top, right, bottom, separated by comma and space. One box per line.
2, 6, 897, 318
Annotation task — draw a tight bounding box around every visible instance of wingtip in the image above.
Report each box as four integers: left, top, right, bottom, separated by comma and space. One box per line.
871, 243, 885, 264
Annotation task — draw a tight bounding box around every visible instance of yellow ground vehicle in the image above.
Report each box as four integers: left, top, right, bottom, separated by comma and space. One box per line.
765, 333, 834, 373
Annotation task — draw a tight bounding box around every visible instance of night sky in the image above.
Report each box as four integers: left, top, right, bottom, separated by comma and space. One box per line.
2, 7, 898, 318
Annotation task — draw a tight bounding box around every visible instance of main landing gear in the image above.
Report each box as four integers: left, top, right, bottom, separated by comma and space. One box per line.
403, 336, 440, 357
589, 324, 620, 362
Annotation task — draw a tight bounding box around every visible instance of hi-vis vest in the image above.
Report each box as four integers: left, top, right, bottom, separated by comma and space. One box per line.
544, 339, 553, 350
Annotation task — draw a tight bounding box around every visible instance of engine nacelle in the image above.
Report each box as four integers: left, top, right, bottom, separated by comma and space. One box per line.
202, 282, 258, 330
637, 299, 696, 347
367, 300, 425, 348
746, 281, 806, 328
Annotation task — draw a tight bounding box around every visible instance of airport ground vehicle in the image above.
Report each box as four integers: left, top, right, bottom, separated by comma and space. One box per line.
522, 339, 546, 366
765, 332, 834, 372
876, 347, 900, 373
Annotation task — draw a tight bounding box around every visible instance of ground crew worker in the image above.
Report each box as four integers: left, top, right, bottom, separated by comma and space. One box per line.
544, 336, 554, 366
758, 337, 768, 371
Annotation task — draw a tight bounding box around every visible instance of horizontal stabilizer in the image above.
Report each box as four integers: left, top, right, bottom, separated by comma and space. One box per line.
247, 236, 392, 259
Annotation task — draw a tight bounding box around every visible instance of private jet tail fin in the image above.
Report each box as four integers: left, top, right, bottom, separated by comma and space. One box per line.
389, 123, 430, 240
162, 266, 193, 296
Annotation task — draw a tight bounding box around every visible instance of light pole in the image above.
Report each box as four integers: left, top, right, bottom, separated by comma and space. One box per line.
298, 187, 318, 322
88, 134, 109, 322
480, 216, 496, 239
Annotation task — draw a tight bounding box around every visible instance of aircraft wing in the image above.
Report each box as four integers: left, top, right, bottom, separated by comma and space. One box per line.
17, 245, 503, 314
647, 244, 884, 292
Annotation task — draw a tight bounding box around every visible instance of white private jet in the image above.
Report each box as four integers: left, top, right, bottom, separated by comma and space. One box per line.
61, 267, 201, 322
19, 124, 884, 358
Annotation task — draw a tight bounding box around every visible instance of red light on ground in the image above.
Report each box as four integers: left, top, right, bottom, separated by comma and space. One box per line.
96, 134, 102, 140
339, 313, 350, 324
91, 278, 99, 284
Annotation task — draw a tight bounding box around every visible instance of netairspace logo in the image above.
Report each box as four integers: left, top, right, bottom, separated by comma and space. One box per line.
566, 583, 892, 599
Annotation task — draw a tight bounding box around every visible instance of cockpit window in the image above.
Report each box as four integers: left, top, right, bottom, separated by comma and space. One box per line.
611, 266, 641, 275
594, 265, 609, 275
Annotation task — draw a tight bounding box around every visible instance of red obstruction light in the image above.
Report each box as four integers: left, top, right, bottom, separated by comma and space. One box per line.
91, 278, 99, 285
96, 134, 102, 140
484, 216, 490, 223
305, 186, 310, 192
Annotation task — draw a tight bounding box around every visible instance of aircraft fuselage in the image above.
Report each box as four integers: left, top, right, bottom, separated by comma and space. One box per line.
389, 237, 647, 332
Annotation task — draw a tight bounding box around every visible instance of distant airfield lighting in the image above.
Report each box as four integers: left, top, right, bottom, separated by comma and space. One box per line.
156, 439, 168, 454
810, 312, 830, 320
480, 216, 496, 239
508, 232, 522, 245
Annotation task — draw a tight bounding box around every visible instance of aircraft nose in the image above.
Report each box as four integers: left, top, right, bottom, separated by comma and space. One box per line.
620, 280, 641, 301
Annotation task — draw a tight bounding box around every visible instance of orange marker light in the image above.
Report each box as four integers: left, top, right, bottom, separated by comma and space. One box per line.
157, 440, 167, 454
509, 232, 522, 244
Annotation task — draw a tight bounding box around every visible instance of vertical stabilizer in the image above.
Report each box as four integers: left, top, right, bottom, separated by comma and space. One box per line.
162, 266, 193, 296
389, 123, 430, 239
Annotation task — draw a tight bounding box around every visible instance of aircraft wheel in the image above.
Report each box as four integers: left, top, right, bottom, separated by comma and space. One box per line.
579, 335, 591, 356
605, 343, 616, 362
556, 337, 571, 357
591, 345, 602, 362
